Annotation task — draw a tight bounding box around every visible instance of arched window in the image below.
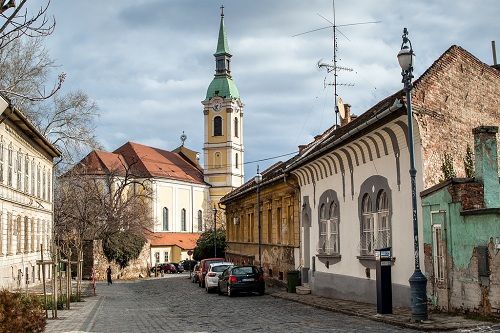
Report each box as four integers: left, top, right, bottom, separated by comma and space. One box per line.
197, 210, 203, 231
213, 116, 222, 136
361, 194, 373, 255
235, 153, 239, 169
358, 175, 392, 256
181, 208, 186, 231
234, 117, 239, 138
376, 190, 391, 248
317, 190, 340, 255
162, 207, 169, 231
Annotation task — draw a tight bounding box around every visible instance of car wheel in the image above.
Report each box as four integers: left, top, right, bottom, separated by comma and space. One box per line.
228, 285, 234, 297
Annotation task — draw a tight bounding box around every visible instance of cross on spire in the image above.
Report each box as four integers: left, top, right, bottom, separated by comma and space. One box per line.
220, 4, 224, 17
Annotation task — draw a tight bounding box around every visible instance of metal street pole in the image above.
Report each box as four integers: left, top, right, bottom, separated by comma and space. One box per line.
213, 206, 217, 257
398, 28, 428, 321
255, 166, 263, 267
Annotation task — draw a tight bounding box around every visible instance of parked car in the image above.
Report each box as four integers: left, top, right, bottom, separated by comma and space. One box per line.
217, 265, 265, 297
151, 263, 177, 274
205, 262, 233, 293
191, 264, 200, 283
198, 258, 225, 288
170, 263, 184, 273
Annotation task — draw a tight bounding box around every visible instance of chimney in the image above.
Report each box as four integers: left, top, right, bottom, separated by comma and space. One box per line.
340, 104, 352, 126
298, 145, 307, 154
473, 126, 499, 208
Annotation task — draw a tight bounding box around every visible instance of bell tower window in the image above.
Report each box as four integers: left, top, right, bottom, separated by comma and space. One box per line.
214, 116, 222, 136
234, 117, 239, 138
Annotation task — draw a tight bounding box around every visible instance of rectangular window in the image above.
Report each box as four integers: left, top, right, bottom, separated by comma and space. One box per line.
7, 213, 12, 255
42, 171, 46, 200
361, 214, 374, 255
276, 207, 282, 244
164, 252, 169, 263
433, 224, 445, 282
24, 155, 29, 193
16, 151, 22, 190
181, 209, 186, 231
30, 219, 35, 252
7, 147, 12, 186
31, 161, 35, 196
0, 140, 4, 183
288, 205, 294, 245
37, 165, 40, 198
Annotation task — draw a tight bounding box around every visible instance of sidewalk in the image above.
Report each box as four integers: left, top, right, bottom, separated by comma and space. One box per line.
270, 290, 498, 331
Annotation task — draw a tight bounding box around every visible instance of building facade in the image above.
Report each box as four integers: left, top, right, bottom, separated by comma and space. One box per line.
422, 126, 500, 316
221, 162, 300, 283
0, 96, 61, 290
287, 46, 500, 306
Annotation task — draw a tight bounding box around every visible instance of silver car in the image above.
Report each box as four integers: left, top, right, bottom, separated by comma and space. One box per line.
205, 262, 233, 293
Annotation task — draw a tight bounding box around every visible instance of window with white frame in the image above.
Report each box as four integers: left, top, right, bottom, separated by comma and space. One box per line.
317, 190, 340, 255
16, 149, 22, 190
7, 144, 12, 186
42, 169, 46, 200
37, 164, 40, 197
181, 208, 186, 231
433, 224, 445, 282
162, 207, 169, 231
164, 252, 169, 263
213, 116, 222, 136
31, 159, 35, 195
358, 176, 392, 256
24, 154, 29, 193
0, 137, 4, 183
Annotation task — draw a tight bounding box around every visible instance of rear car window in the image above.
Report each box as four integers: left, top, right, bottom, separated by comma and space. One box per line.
232, 267, 255, 275
212, 265, 231, 272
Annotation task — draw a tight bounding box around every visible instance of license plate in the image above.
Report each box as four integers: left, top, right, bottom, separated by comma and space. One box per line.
242, 278, 254, 282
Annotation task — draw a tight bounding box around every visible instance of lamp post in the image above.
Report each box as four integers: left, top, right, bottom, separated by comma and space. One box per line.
255, 166, 263, 266
213, 206, 217, 257
397, 28, 428, 321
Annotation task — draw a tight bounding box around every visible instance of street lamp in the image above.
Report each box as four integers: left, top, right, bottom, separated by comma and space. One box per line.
398, 28, 428, 321
255, 166, 263, 266
213, 206, 217, 257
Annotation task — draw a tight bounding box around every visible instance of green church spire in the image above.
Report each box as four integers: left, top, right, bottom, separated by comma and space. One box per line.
215, 5, 230, 56
206, 6, 239, 100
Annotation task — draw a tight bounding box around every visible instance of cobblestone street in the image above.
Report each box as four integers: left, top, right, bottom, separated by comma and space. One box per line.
45, 275, 500, 333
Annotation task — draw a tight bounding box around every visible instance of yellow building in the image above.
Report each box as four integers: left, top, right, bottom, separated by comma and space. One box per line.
221, 162, 300, 283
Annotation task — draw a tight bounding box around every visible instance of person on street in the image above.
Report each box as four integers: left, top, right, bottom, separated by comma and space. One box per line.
106, 265, 112, 285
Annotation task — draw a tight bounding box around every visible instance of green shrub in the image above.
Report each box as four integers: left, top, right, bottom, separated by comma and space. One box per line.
0, 290, 46, 333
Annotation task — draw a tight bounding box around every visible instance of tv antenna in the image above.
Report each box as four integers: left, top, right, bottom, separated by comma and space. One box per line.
293, 0, 380, 126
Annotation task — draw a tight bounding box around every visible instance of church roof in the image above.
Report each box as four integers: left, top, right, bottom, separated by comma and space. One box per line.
215, 13, 230, 56
148, 232, 200, 250
206, 76, 240, 100
73, 142, 207, 185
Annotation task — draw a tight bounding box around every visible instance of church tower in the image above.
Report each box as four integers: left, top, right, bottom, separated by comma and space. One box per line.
202, 7, 244, 205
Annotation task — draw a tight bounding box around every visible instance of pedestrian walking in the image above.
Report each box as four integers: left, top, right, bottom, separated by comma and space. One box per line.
106, 265, 112, 285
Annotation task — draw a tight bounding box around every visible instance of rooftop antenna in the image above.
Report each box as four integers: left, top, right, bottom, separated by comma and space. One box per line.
293, 0, 380, 127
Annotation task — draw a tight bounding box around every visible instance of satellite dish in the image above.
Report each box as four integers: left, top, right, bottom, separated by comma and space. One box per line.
337, 96, 346, 120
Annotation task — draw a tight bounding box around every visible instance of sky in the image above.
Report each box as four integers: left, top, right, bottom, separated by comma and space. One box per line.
38, 0, 499, 180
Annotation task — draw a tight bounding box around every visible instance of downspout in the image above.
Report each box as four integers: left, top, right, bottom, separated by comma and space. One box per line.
284, 173, 301, 270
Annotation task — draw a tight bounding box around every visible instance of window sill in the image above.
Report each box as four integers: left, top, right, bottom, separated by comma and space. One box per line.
357, 255, 396, 263
317, 253, 341, 259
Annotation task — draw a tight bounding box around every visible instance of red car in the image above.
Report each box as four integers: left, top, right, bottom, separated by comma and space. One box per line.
197, 258, 225, 288
151, 263, 177, 274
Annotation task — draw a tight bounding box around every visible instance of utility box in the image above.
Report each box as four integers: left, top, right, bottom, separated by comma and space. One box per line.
375, 247, 393, 314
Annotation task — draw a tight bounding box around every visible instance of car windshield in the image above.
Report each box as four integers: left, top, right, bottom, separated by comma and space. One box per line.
232, 267, 255, 275
212, 265, 231, 272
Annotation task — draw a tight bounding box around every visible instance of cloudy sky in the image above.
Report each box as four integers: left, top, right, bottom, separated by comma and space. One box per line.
39, 0, 498, 179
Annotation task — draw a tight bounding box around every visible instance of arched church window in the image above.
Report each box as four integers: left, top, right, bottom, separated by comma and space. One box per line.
214, 116, 222, 136
234, 117, 239, 138
235, 153, 239, 169
163, 207, 169, 231
181, 208, 186, 231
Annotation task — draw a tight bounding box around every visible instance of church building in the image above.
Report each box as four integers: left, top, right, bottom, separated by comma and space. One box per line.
73, 9, 244, 275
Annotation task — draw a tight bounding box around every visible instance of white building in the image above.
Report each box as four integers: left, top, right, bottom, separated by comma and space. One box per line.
0, 96, 61, 290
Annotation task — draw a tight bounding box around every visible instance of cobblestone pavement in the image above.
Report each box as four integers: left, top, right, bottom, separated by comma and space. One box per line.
46, 274, 500, 333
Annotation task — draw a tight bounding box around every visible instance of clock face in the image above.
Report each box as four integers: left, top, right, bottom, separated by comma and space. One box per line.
213, 102, 222, 112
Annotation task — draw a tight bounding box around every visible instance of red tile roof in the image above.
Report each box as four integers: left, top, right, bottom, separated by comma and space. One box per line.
148, 232, 200, 250
72, 142, 206, 185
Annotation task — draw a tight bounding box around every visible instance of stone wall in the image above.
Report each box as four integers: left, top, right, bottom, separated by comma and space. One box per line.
91, 240, 151, 281
413, 46, 500, 189
448, 182, 484, 210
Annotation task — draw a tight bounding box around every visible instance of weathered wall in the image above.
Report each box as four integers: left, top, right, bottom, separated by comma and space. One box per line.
422, 181, 500, 316
225, 175, 300, 284
91, 240, 151, 281
414, 46, 500, 189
